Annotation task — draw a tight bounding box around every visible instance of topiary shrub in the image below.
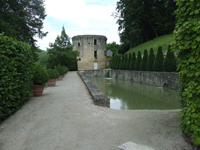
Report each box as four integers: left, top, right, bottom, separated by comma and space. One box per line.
140, 49, 148, 71
123, 54, 128, 70
63, 66, 69, 73
126, 53, 132, 70
146, 48, 155, 71
163, 45, 177, 72
129, 52, 136, 70
171, 0, 200, 145
0, 34, 34, 122
119, 55, 124, 70
134, 51, 142, 71
47, 69, 59, 79
33, 64, 49, 85
153, 46, 164, 71
56, 65, 65, 75
116, 55, 122, 69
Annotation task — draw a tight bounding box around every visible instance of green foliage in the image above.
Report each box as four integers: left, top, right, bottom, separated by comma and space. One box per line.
153, 46, 164, 71
171, 0, 200, 145
33, 64, 49, 85
129, 52, 136, 70
119, 55, 125, 69
111, 55, 117, 69
146, 48, 155, 71
114, 0, 176, 48
39, 54, 48, 67
47, 26, 79, 69
69, 62, 78, 71
0, 34, 34, 122
47, 69, 59, 79
63, 66, 69, 73
163, 45, 177, 72
56, 65, 65, 75
126, 53, 131, 70
123, 54, 128, 70
107, 42, 120, 55
115, 55, 121, 69
140, 49, 148, 71
134, 51, 142, 71
0, 0, 48, 61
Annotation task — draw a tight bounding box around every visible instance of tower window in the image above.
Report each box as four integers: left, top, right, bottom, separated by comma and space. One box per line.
94, 39, 97, 45
94, 51, 97, 58
78, 43, 80, 46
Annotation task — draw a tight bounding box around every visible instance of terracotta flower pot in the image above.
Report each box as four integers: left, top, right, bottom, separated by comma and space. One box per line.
58, 75, 64, 80
32, 85, 45, 96
48, 78, 57, 86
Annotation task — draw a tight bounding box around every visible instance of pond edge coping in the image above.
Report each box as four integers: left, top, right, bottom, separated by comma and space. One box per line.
77, 72, 110, 108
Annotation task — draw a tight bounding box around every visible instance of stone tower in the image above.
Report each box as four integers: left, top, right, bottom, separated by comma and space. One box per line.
72, 35, 107, 71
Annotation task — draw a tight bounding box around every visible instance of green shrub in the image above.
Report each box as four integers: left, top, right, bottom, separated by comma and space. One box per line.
56, 65, 65, 75
134, 51, 142, 71
47, 69, 59, 79
116, 55, 121, 69
146, 48, 155, 71
153, 46, 164, 71
119, 55, 124, 69
126, 53, 131, 70
111, 55, 117, 69
123, 54, 128, 70
63, 66, 69, 73
140, 49, 148, 71
129, 52, 136, 70
0, 34, 34, 122
171, 1, 200, 145
33, 64, 49, 85
163, 45, 177, 72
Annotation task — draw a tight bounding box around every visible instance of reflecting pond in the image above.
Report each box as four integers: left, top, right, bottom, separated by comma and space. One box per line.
89, 77, 181, 110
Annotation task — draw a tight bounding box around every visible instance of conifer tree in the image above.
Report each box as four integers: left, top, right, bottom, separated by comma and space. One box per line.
119, 55, 124, 69
140, 49, 148, 71
153, 46, 164, 71
146, 48, 155, 71
127, 53, 132, 70
134, 51, 142, 71
163, 45, 177, 72
129, 52, 136, 70
123, 54, 128, 70
116, 55, 121, 69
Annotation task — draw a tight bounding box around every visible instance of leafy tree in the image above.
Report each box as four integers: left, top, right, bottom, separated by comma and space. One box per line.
107, 42, 120, 55
134, 51, 142, 71
39, 54, 48, 67
114, 0, 176, 48
129, 52, 136, 70
0, 0, 48, 61
146, 48, 155, 71
163, 45, 177, 72
171, 0, 200, 145
140, 49, 148, 71
153, 46, 164, 71
47, 26, 79, 69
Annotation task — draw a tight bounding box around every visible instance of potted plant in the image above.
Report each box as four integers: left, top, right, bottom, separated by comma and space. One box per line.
56, 65, 65, 80
63, 66, 69, 76
32, 64, 49, 96
47, 69, 59, 86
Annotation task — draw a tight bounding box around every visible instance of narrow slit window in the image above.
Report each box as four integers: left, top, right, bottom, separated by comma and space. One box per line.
94, 51, 97, 58
94, 39, 97, 45
78, 43, 80, 46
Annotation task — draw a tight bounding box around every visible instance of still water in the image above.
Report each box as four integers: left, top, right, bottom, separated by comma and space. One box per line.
89, 77, 181, 110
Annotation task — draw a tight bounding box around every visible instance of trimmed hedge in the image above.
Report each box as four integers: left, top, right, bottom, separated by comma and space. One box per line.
134, 51, 142, 71
163, 45, 177, 72
129, 52, 136, 70
146, 48, 155, 71
0, 34, 34, 122
153, 46, 164, 71
56, 65, 65, 75
140, 49, 148, 71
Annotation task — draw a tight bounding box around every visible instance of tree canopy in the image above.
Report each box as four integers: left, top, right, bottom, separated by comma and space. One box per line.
114, 0, 176, 49
0, 0, 47, 61
107, 42, 120, 55
47, 26, 79, 69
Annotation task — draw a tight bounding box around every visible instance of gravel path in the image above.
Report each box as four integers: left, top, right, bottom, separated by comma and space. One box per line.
0, 72, 193, 150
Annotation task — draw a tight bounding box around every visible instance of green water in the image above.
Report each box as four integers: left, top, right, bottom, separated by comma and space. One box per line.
89, 77, 181, 110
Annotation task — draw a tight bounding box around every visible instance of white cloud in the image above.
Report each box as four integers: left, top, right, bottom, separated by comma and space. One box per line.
37, 0, 120, 50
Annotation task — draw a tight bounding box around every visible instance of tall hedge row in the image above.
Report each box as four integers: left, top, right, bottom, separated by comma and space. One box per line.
171, 0, 200, 145
146, 48, 155, 71
153, 46, 164, 71
0, 34, 34, 122
140, 49, 148, 71
134, 51, 142, 71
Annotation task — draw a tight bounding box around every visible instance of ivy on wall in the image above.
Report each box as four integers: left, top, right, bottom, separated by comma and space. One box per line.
171, 0, 200, 145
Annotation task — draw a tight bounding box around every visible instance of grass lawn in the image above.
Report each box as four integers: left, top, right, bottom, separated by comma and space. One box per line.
126, 34, 175, 55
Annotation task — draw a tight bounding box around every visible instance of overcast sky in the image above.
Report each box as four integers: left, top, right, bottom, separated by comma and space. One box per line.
36, 0, 120, 50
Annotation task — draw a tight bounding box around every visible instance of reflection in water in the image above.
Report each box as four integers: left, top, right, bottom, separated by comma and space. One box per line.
89, 77, 181, 110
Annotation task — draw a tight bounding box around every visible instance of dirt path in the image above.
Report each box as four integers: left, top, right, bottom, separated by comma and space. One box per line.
0, 72, 193, 150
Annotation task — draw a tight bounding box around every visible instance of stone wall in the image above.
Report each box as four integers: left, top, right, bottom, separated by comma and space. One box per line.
77, 72, 110, 107
84, 69, 179, 90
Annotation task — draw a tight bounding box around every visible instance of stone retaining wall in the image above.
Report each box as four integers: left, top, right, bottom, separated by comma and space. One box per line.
77, 72, 110, 107
84, 70, 179, 90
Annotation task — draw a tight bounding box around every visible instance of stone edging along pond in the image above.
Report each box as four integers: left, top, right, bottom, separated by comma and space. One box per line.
77, 72, 110, 108
84, 69, 179, 90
